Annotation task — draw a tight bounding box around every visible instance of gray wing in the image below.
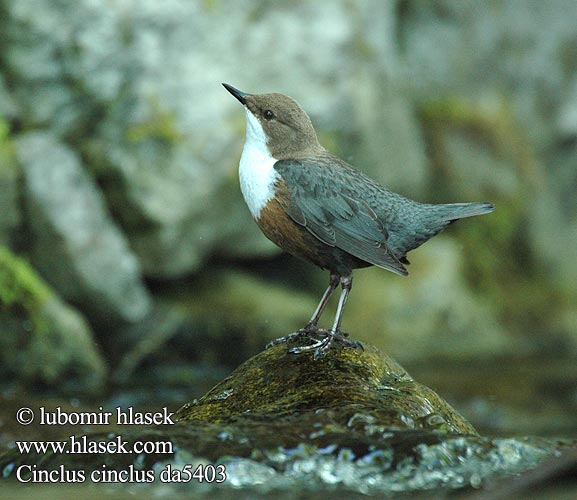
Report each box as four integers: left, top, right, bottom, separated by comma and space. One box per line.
274, 158, 408, 276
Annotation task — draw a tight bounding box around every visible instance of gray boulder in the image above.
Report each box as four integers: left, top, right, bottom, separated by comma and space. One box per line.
16, 132, 150, 322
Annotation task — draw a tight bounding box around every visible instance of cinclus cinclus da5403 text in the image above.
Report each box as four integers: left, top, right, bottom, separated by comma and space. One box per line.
223, 83, 494, 359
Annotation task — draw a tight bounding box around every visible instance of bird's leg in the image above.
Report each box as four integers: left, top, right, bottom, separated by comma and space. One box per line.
265, 272, 339, 349
330, 274, 352, 334
288, 274, 363, 358
302, 272, 340, 332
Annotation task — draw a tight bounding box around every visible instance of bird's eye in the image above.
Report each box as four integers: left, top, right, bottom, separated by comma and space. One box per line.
263, 109, 275, 120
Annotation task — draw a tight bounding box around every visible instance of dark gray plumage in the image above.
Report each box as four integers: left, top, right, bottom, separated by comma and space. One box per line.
275, 155, 494, 277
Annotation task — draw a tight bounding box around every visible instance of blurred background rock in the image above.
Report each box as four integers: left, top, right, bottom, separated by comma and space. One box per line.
0, 0, 576, 435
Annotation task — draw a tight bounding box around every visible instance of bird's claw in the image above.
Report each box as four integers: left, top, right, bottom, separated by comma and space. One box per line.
265, 324, 322, 348
266, 326, 363, 359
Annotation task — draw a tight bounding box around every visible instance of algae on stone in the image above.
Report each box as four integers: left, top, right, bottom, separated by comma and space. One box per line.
0, 246, 106, 392
419, 94, 577, 351
176, 341, 477, 435
0, 118, 19, 246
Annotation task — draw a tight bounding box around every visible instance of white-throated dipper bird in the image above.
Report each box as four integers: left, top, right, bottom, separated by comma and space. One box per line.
223, 83, 494, 358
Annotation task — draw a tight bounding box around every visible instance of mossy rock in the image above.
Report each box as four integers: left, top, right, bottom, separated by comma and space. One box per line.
3, 340, 479, 471
0, 246, 106, 392
1, 340, 570, 495
0, 117, 20, 245
176, 340, 477, 435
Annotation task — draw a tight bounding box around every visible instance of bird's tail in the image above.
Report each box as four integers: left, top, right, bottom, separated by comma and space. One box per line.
390, 201, 494, 264
431, 202, 495, 222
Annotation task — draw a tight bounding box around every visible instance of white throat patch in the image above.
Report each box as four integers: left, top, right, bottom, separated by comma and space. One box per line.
239, 109, 279, 218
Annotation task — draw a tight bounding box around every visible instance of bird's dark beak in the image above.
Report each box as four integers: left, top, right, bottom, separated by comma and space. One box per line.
222, 83, 248, 105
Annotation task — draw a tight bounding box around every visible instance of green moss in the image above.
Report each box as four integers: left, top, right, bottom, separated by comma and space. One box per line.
202, 0, 215, 10
175, 341, 477, 435
0, 117, 16, 173
0, 118, 10, 142
125, 98, 183, 145
420, 97, 483, 126
420, 96, 576, 341
420, 95, 541, 191
352, 35, 375, 59
0, 246, 51, 333
317, 129, 341, 156
459, 199, 524, 290
457, 200, 558, 329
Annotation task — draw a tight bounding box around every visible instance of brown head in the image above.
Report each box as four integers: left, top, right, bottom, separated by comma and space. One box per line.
223, 83, 322, 159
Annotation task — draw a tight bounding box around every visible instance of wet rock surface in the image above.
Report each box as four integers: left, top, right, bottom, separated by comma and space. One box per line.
174, 342, 476, 434
1, 342, 572, 497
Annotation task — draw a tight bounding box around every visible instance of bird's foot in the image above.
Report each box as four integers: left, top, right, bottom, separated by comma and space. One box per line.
265, 324, 322, 349
266, 326, 363, 359
289, 330, 364, 359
